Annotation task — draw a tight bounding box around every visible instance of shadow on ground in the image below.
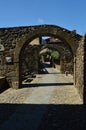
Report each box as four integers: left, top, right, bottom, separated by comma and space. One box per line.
0, 81, 9, 94
0, 103, 86, 130
22, 82, 74, 88
39, 104, 86, 130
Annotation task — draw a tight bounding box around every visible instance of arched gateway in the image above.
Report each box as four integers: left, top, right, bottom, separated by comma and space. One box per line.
14, 25, 81, 86
0, 24, 85, 102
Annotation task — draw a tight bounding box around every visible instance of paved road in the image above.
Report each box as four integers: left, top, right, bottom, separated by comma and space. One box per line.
0, 63, 83, 130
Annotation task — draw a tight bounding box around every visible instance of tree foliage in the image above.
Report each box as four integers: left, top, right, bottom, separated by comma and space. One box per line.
51, 50, 60, 60
45, 49, 60, 60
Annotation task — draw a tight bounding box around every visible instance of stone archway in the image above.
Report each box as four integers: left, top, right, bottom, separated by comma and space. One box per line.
15, 25, 81, 56
40, 42, 73, 73
12, 25, 82, 89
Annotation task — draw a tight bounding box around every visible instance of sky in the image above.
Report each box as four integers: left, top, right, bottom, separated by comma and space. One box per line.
0, 0, 86, 35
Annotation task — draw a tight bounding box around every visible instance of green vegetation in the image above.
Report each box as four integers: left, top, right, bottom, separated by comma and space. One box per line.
44, 49, 60, 60
51, 51, 60, 60
40, 49, 60, 61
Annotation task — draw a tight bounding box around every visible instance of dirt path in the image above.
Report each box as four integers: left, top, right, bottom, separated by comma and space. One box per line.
0, 63, 83, 130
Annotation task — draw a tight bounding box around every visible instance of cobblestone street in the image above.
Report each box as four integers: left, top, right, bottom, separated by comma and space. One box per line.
0, 63, 84, 130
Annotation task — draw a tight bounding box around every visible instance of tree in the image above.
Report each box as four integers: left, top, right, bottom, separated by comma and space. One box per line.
51, 50, 60, 60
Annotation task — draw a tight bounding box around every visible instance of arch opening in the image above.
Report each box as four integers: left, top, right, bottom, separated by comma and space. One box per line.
19, 35, 74, 88
11, 24, 81, 89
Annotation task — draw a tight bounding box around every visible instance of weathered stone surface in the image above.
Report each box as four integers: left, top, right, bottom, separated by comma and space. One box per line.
75, 36, 84, 100
0, 25, 81, 53
0, 24, 83, 100
21, 44, 40, 75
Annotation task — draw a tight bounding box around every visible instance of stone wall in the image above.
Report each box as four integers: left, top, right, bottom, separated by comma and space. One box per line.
21, 38, 40, 74
21, 45, 40, 75
75, 36, 84, 100
0, 25, 81, 54
0, 25, 82, 89
60, 55, 73, 74
83, 35, 86, 103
